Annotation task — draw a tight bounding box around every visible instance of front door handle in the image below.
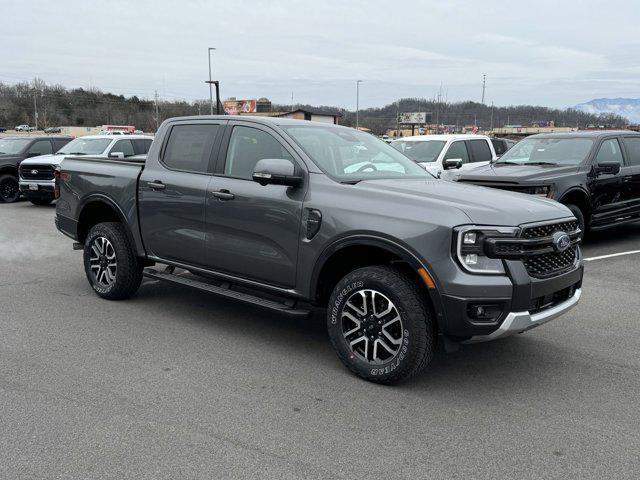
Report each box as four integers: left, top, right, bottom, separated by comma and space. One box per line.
148, 180, 166, 190
212, 189, 235, 200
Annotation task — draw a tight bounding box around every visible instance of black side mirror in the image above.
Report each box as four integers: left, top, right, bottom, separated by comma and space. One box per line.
594, 162, 621, 176
252, 158, 302, 187
444, 158, 463, 170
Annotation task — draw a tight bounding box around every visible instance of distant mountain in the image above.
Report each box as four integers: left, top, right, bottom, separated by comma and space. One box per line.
575, 98, 639, 124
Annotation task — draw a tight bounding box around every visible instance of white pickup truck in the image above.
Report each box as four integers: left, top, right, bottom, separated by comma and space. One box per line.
391, 134, 497, 180
19, 134, 153, 205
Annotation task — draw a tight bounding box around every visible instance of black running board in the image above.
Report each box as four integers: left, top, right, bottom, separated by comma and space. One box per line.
143, 269, 312, 317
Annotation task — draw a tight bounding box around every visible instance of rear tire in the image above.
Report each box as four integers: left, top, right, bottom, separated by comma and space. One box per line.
565, 203, 586, 239
83, 222, 143, 300
327, 265, 436, 384
0, 174, 19, 203
28, 197, 53, 206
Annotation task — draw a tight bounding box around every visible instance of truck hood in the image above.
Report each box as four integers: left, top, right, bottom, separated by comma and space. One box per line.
0, 155, 22, 165
20, 153, 67, 166
456, 163, 578, 183
357, 178, 572, 226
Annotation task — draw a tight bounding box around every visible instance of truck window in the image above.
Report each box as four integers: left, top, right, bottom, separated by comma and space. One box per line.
111, 140, 135, 157
595, 139, 623, 165
623, 137, 640, 166
162, 124, 219, 173
224, 126, 293, 180
132, 139, 153, 155
27, 140, 53, 156
467, 139, 493, 162
444, 141, 470, 163
491, 138, 506, 155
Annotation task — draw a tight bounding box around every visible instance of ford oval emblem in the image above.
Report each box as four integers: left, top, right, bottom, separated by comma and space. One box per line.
552, 231, 571, 252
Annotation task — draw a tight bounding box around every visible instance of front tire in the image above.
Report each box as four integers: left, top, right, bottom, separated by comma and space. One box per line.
83, 222, 143, 300
565, 204, 586, 239
327, 266, 436, 384
0, 174, 19, 203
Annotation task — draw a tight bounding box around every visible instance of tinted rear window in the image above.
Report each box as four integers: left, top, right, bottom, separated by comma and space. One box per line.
162, 125, 218, 173
623, 137, 640, 166
467, 139, 492, 162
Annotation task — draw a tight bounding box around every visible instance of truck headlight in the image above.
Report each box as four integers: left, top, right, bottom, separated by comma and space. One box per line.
530, 185, 551, 197
453, 226, 519, 274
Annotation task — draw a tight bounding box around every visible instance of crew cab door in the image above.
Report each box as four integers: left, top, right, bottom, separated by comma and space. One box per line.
203, 122, 305, 288
138, 121, 224, 266
620, 136, 640, 216
588, 137, 629, 225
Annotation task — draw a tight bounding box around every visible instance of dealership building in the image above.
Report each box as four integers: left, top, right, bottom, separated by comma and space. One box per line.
225, 98, 341, 124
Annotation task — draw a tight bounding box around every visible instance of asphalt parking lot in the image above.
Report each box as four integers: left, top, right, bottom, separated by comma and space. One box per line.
1, 201, 639, 479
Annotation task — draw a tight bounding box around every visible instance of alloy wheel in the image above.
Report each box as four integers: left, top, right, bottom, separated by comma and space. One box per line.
0, 178, 18, 202
89, 236, 117, 287
341, 289, 404, 364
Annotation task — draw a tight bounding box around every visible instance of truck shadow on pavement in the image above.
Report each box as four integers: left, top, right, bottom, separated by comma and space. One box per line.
135, 278, 590, 397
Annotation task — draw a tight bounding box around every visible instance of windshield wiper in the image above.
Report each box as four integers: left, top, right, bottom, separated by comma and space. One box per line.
64, 152, 87, 155
494, 161, 521, 165
526, 161, 559, 166
341, 179, 362, 185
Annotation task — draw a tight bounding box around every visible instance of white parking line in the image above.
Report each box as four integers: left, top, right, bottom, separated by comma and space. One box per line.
584, 250, 640, 262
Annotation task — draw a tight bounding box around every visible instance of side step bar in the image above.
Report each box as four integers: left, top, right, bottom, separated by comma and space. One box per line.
143, 268, 312, 317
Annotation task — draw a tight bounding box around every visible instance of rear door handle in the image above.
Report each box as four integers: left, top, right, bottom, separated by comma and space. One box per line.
148, 181, 166, 190
212, 189, 235, 200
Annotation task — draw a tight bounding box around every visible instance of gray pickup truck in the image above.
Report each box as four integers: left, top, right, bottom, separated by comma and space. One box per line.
55, 116, 583, 384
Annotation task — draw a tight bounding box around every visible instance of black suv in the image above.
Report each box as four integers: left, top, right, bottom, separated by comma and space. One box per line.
0, 136, 73, 202
456, 131, 640, 236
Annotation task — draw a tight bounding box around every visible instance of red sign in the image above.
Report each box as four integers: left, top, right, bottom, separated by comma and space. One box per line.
223, 100, 257, 115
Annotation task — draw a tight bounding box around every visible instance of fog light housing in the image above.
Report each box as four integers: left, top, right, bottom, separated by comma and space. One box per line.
467, 303, 504, 323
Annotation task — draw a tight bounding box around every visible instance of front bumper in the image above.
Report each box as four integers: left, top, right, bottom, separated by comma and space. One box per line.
19, 180, 55, 197
462, 287, 581, 343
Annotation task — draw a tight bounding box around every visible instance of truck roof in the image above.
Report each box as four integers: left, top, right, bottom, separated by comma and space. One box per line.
163, 115, 345, 129
76, 134, 155, 140
392, 134, 490, 142
529, 130, 640, 139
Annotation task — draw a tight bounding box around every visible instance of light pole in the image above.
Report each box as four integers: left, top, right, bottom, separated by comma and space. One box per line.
207, 47, 216, 115
356, 80, 362, 130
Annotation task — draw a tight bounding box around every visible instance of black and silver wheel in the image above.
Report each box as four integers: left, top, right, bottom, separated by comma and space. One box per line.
0, 174, 19, 203
327, 266, 436, 384
83, 222, 143, 300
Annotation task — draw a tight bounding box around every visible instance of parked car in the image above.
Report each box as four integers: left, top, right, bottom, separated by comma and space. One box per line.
490, 137, 517, 156
391, 134, 497, 180
0, 127, 7, 133
55, 116, 583, 384
15, 124, 35, 132
19, 134, 153, 205
0, 136, 73, 202
456, 131, 640, 237
44, 127, 62, 134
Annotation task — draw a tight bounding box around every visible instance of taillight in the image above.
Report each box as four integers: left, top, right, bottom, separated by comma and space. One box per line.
54, 168, 60, 199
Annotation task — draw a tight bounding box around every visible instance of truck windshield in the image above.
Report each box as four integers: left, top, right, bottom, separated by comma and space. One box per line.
391, 140, 445, 162
0, 138, 31, 155
283, 126, 430, 182
57, 138, 112, 155
495, 137, 594, 166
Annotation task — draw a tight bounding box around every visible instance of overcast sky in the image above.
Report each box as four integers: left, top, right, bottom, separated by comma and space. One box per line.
3, 0, 638, 109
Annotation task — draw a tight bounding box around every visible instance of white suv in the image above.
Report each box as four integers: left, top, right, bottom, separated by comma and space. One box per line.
391, 134, 497, 180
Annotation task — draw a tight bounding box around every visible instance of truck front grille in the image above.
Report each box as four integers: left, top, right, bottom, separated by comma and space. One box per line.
523, 246, 578, 279
484, 219, 580, 279
20, 164, 54, 181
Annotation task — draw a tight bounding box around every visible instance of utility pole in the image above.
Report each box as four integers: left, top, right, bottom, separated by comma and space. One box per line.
290, 92, 294, 112
356, 80, 362, 130
207, 47, 216, 115
490, 101, 494, 131
154, 90, 160, 131
395, 100, 400, 137
481, 74, 486, 105
33, 92, 38, 131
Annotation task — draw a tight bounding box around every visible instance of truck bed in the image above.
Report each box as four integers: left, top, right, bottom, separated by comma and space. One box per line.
55, 155, 146, 255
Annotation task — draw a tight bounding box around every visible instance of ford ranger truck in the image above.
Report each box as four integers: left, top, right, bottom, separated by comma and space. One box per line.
55, 116, 583, 384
